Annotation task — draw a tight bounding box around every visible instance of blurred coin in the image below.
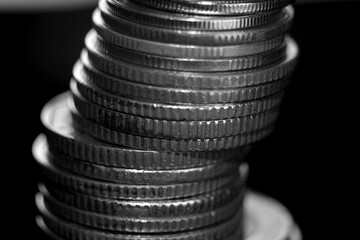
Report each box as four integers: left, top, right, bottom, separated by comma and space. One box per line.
244, 191, 299, 240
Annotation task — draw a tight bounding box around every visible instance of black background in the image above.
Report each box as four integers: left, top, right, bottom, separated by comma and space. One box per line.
0, 2, 358, 239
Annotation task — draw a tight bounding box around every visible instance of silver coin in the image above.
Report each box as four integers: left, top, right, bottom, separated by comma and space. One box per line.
71, 74, 284, 121
40, 191, 244, 233
131, 0, 295, 16
244, 192, 300, 240
79, 43, 293, 104
33, 135, 240, 200
99, 1, 294, 46
40, 170, 246, 217
93, 10, 286, 58
41, 92, 243, 170
83, 36, 298, 89
107, 0, 285, 31
36, 206, 243, 240
47, 141, 241, 184
70, 104, 275, 152
90, 29, 287, 72
72, 87, 279, 139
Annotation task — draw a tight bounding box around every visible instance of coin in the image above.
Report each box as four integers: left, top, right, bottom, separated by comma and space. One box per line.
93, 11, 286, 58
84, 36, 298, 89
40, 191, 243, 232
40, 171, 245, 217
99, 2, 294, 45
78, 51, 292, 104
131, 0, 295, 16
90, 30, 287, 72
244, 191, 300, 240
36, 191, 300, 240
36, 206, 243, 240
107, 0, 285, 31
47, 142, 241, 184
72, 76, 284, 121
71, 104, 275, 152
41, 92, 243, 170
34, 135, 240, 200
72, 87, 279, 139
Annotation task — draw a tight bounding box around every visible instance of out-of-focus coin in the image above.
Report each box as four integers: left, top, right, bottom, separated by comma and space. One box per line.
40, 190, 243, 233
99, 2, 294, 45
244, 191, 299, 240
131, 0, 294, 16
72, 77, 284, 121
71, 104, 275, 152
72, 88, 279, 139
41, 92, 242, 170
90, 30, 287, 72
94, 11, 285, 58
36, 206, 243, 240
84, 37, 298, 89
77, 54, 291, 104
107, 0, 285, 31
33, 135, 240, 200
40, 171, 245, 217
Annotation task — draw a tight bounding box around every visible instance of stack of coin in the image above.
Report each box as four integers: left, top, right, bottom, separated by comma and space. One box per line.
33, 0, 301, 239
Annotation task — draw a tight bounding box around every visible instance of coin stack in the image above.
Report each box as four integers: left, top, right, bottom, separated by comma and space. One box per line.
33, 0, 301, 239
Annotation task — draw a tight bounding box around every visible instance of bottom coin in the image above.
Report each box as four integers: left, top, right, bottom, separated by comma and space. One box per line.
36, 191, 301, 240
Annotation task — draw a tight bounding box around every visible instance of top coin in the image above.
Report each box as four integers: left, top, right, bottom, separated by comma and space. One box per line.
131, 0, 295, 16
106, 0, 286, 31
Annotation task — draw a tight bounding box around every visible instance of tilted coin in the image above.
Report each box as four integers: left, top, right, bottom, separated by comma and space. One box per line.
40, 189, 243, 233
33, 135, 240, 200
72, 75, 284, 121
47, 141, 241, 184
71, 104, 275, 152
90, 30, 287, 72
41, 92, 243, 170
84, 36, 298, 89
72, 88, 279, 139
131, 0, 294, 16
107, 0, 285, 31
93, 10, 286, 58
41, 172, 245, 217
78, 51, 292, 104
36, 205, 243, 240
99, 2, 294, 45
